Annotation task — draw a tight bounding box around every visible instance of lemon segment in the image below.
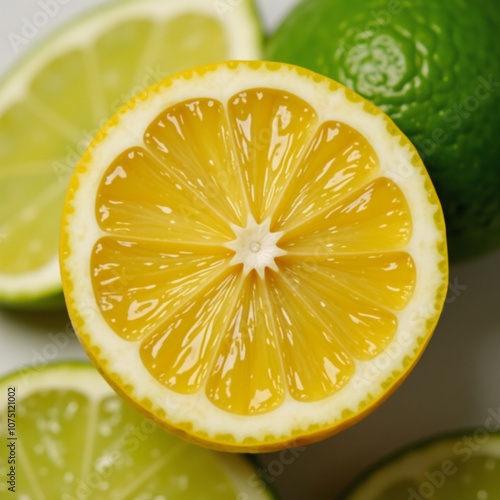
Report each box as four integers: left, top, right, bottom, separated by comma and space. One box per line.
279, 177, 412, 253
206, 273, 286, 415
271, 120, 380, 231
144, 98, 248, 227
140, 269, 242, 395
91, 239, 233, 341
266, 269, 356, 402
227, 88, 319, 221
95, 147, 235, 243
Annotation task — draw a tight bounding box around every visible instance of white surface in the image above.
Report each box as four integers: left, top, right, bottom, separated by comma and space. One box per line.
1, 1, 499, 499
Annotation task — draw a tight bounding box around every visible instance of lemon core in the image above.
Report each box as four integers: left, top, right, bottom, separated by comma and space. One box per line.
225, 215, 287, 278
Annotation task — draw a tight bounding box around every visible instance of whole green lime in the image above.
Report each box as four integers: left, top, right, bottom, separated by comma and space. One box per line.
267, 0, 500, 261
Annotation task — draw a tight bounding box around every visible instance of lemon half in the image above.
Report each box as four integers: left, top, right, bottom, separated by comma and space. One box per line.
61, 61, 448, 452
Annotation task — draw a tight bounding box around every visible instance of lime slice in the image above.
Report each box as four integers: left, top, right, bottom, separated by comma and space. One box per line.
0, 0, 262, 308
0, 361, 273, 498
344, 431, 500, 499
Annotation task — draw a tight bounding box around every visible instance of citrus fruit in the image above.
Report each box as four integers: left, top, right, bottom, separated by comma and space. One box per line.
343, 430, 500, 499
0, 361, 273, 498
0, 0, 262, 308
266, 0, 500, 261
60, 60, 448, 452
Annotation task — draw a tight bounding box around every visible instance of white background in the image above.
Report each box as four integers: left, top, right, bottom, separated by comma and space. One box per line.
1, 1, 499, 498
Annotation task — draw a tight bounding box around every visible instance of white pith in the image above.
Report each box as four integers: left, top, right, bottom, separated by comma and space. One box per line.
224, 215, 287, 279
0, 256, 61, 302
0, 0, 261, 302
62, 62, 447, 447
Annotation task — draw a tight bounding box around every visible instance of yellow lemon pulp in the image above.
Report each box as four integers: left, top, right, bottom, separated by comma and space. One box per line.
62, 61, 447, 451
